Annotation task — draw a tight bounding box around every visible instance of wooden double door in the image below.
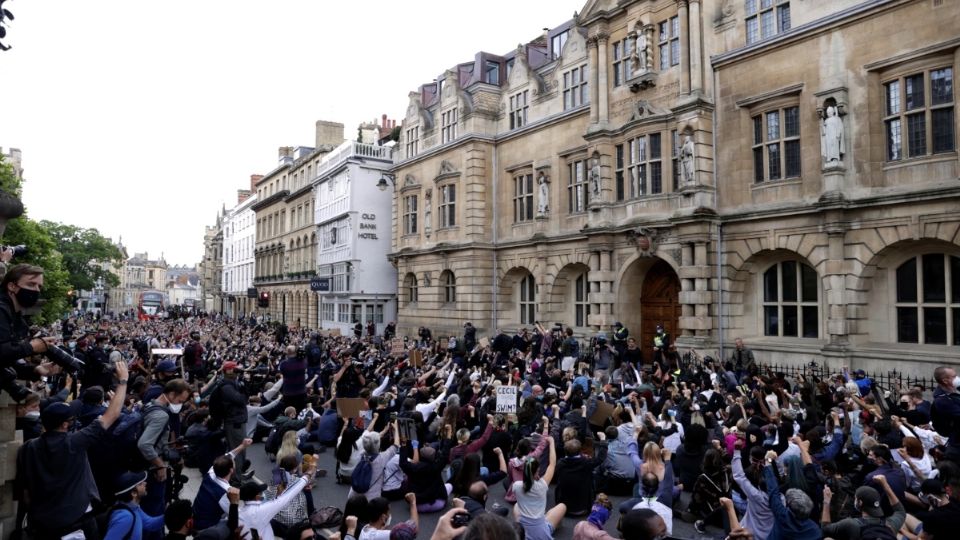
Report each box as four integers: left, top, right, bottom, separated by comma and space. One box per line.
639, 260, 681, 353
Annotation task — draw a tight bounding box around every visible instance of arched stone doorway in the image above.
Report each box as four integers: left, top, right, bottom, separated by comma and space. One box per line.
617, 258, 681, 353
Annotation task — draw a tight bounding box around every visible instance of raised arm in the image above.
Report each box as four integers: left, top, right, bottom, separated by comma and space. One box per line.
100, 360, 129, 429
540, 436, 558, 485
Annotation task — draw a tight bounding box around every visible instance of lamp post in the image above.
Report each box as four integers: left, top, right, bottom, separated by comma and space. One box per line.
376, 173, 396, 192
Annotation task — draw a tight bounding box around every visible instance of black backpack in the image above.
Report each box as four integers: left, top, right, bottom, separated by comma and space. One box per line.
350, 454, 376, 494
857, 518, 898, 540
95, 503, 137, 540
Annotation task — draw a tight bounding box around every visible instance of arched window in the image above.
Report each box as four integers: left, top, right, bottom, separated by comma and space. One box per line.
441, 271, 456, 304
519, 273, 536, 324
895, 254, 960, 345
404, 273, 419, 304
762, 261, 818, 337
575, 272, 590, 327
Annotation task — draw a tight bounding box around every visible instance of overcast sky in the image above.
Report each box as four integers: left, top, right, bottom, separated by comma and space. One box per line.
2, 0, 581, 266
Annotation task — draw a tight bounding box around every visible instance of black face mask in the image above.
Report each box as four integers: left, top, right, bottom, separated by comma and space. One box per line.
15, 288, 40, 308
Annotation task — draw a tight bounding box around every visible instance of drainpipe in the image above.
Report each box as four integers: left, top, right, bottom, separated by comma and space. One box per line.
713, 67, 725, 362
491, 143, 499, 334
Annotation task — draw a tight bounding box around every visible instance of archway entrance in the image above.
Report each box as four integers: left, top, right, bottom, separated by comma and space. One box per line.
617, 257, 682, 355
639, 260, 681, 353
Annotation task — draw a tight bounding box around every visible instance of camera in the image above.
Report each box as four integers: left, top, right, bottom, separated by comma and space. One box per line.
1, 245, 27, 257
452, 512, 472, 527
35, 332, 85, 372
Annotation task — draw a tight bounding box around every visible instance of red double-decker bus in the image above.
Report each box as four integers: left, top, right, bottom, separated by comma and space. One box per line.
138, 290, 167, 320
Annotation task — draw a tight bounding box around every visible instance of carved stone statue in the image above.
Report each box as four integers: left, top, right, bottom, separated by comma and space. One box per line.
589, 156, 601, 196
423, 189, 433, 235
536, 172, 550, 216
680, 135, 696, 184
820, 105, 845, 165
635, 31, 649, 73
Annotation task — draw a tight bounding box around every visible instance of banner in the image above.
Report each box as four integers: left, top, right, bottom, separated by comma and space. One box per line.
336, 398, 366, 419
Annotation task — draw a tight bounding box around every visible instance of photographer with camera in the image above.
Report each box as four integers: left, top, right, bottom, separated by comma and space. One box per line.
0, 264, 66, 401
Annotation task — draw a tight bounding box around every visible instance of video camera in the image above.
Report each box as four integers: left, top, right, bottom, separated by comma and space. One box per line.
1, 245, 27, 258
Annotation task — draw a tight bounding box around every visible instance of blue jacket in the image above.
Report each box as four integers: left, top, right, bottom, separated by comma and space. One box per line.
932, 388, 960, 449
763, 465, 821, 540
104, 502, 164, 540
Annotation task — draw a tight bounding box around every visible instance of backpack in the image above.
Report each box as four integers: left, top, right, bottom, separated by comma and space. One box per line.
95, 503, 137, 540
310, 506, 344, 529
857, 518, 898, 540
128, 403, 170, 471
350, 454, 375, 494
208, 381, 225, 426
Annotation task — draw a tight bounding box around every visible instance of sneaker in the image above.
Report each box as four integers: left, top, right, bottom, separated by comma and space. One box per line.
694, 520, 707, 534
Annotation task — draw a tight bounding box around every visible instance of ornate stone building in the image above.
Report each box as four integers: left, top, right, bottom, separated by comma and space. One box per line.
253, 121, 344, 328
391, 0, 959, 376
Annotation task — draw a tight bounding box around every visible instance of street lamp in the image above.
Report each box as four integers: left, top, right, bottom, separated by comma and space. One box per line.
377, 173, 396, 192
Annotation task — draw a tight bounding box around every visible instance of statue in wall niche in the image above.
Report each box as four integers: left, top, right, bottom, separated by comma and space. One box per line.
536, 172, 550, 216
590, 156, 601, 196
635, 30, 649, 73
680, 135, 696, 184
820, 105, 845, 165
423, 189, 432, 235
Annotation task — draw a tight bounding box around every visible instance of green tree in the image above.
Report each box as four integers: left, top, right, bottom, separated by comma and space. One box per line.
0, 157, 71, 323
39, 221, 124, 291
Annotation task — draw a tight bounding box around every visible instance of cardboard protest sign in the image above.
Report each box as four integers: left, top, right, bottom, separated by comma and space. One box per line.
390, 338, 405, 357
329, 328, 341, 337
496, 386, 518, 414
336, 398, 366, 419
410, 349, 423, 367
589, 401, 617, 426
398, 417, 418, 442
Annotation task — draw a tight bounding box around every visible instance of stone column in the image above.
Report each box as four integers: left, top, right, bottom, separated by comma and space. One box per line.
678, 0, 690, 95
688, 0, 703, 95
588, 37, 600, 125
825, 223, 849, 344
596, 34, 610, 126
588, 251, 601, 323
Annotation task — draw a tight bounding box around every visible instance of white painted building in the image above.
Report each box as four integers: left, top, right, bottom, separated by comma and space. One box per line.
314, 141, 397, 334
222, 193, 258, 317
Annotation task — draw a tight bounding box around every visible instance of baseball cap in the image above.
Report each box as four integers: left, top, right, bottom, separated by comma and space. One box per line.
239, 480, 267, 501
920, 478, 945, 498
855, 486, 884, 517
155, 359, 178, 373
222, 361, 239, 371
114, 471, 148, 496
41, 402, 75, 429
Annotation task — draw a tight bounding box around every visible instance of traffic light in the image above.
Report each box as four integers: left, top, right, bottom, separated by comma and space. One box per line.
0, 0, 13, 51
258, 291, 270, 308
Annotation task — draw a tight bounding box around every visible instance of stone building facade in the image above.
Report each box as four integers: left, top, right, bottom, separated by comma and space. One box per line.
391, 0, 959, 377
221, 177, 259, 317
253, 121, 345, 328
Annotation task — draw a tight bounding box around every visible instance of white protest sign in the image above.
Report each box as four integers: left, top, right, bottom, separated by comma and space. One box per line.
496, 386, 517, 414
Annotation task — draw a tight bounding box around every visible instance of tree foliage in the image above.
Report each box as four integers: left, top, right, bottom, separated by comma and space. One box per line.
0, 157, 123, 323
39, 220, 124, 290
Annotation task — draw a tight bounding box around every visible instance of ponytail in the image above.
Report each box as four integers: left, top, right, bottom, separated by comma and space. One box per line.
522, 457, 539, 493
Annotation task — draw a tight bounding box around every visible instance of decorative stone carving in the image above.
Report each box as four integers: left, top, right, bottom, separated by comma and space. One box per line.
820, 105, 846, 166
536, 171, 550, 216
439, 160, 457, 176
628, 99, 668, 122
403, 174, 418, 187
631, 227, 663, 256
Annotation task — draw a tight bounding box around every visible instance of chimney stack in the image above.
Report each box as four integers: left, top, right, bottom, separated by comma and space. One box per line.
237, 190, 252, 204
315, 120, 345, 150
250, 174, 264, 191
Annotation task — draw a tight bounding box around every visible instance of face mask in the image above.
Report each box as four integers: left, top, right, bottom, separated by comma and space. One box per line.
953, 376, 960, 390
24, 410, 40, 420
168, 402, 183, 413
14, 288, 40, 308
194, 396, 201, 405
68, 342, 76, 349
384, 514, 392, 527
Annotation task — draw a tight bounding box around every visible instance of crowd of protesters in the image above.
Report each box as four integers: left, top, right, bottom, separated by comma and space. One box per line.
2, 263, 960, 540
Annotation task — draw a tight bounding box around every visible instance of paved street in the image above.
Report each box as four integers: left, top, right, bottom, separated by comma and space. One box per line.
180, 440, 715, 539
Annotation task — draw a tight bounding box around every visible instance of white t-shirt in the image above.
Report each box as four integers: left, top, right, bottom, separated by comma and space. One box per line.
358, 525, 391, 540
512, 479, 548, 519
